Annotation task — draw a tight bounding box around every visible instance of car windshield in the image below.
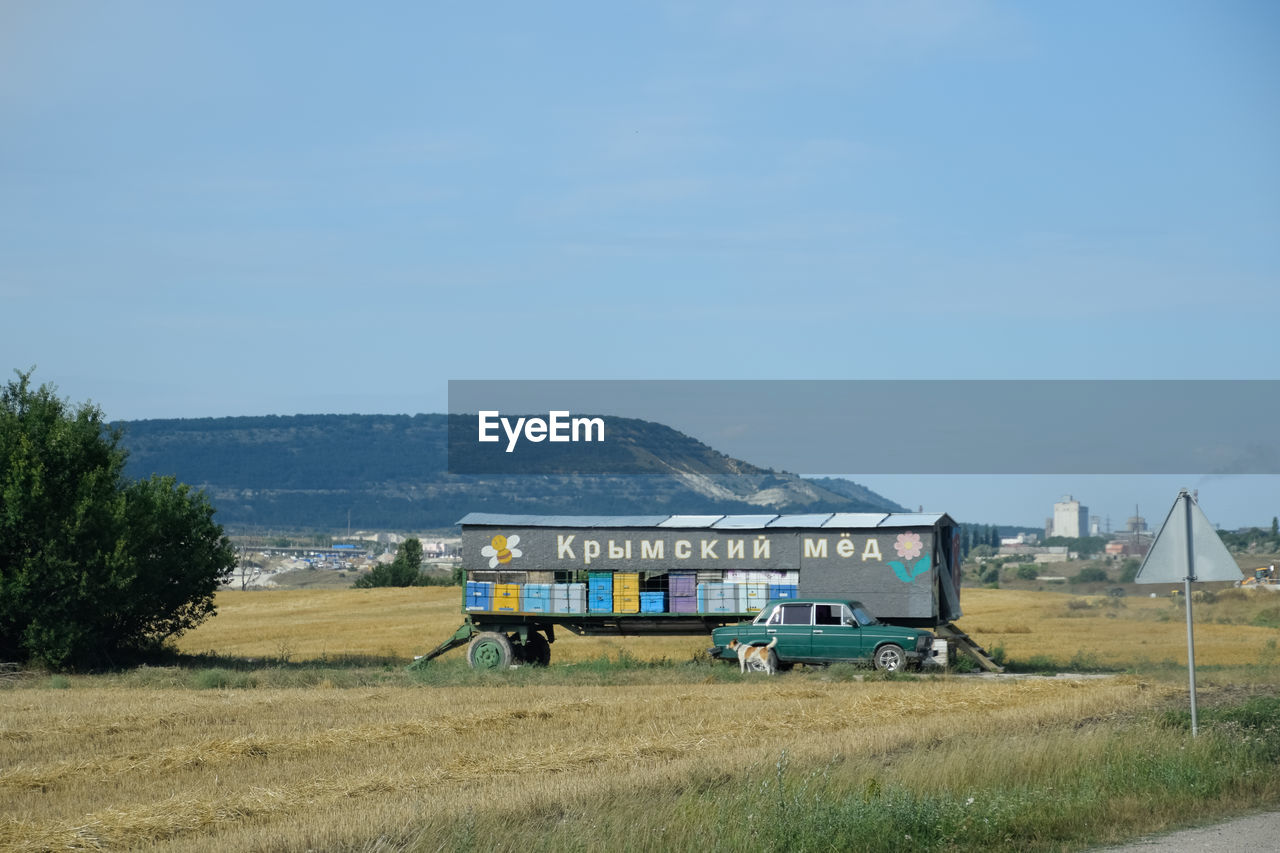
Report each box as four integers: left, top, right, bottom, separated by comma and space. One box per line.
852, 606, 877, 625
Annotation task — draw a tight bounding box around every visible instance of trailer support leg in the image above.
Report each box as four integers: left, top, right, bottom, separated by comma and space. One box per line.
937, 623, 1004, 673
407, 622, 475, 670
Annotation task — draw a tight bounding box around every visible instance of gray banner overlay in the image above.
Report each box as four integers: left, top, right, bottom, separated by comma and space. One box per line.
448, 380, 1280, 475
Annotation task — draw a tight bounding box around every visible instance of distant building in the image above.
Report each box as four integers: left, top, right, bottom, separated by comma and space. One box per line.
1052, 495, 1089, 538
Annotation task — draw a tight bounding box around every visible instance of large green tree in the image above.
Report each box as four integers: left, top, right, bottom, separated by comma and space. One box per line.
0, 371, 235, 669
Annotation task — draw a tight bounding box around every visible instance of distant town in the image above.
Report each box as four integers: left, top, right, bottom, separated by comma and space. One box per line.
996, 494, 1155, 564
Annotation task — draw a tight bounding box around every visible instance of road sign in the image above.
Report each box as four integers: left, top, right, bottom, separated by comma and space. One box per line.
1135, 491, 1241, 584
1134, 489, 1242, 736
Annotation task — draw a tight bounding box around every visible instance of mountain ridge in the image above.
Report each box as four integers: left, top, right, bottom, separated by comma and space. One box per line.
115, 413, 907, 531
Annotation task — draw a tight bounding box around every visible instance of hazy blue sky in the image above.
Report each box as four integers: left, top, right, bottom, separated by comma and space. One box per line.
3, 2, 1277, 529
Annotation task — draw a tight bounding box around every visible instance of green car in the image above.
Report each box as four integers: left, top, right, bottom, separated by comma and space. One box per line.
710, 599, 935, 672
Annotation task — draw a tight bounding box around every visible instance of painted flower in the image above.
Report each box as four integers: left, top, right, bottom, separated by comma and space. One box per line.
894, 532, 923, 560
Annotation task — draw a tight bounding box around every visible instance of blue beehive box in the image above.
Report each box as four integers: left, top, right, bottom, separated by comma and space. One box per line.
588, 572, 613, 612
465, 581, 493, 611
522, 583, 551, 613
769, 583, 798, 600
640, 591, 665, 613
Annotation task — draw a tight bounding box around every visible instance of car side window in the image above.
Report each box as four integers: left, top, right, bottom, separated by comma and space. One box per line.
780, 604, 812, 625
841, 605, 857, 626
815, 604, 843, 625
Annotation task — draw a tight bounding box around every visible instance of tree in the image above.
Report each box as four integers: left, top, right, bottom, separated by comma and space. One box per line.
352, 537, 425, 588
1070, 566, 1109, 584
0, 371, 236, 669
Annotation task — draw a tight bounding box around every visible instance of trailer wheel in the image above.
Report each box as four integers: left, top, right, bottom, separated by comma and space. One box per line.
467, 632, 513, 669
521, 631, 551, 666
873, 644, 906, 672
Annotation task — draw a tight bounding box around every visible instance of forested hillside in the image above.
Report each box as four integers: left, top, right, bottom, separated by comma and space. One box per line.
117, 414, 906, 531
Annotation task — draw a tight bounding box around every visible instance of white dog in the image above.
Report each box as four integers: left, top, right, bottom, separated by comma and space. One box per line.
727, 637, 777, 674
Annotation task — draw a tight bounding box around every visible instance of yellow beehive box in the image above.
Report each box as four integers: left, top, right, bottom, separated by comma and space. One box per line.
613, 593, 640, 613
493, 583, 521, 612
613, 573, 640, 594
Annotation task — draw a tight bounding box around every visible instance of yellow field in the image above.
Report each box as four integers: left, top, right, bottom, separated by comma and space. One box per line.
2, 586, 1277, 851
0, 674, 1172, 851
175, 585, 1279, 669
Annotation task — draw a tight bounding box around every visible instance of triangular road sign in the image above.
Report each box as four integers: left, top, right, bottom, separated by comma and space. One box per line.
1135, 490, 1242, 584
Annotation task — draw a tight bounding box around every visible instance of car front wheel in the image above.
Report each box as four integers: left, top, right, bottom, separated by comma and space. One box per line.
873, 644, 905, 672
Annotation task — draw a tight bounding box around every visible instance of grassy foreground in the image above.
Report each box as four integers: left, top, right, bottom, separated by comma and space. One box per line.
1, 586, 1278, 852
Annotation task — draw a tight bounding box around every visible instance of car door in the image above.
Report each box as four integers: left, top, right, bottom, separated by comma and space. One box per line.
762, 602, 813, 661
809, 603, 865, 662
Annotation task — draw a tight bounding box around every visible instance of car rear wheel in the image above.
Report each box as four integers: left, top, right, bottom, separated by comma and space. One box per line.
874, 643, 905, 672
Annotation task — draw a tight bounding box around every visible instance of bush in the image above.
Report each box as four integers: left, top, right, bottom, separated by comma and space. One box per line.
1070, 566, 1109, 584
1016, 565, 1038, 581
0, 371, 236, 669
353, 538, 427, 587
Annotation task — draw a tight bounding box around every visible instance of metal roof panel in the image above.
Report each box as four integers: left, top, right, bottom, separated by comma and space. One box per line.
658, 515, 725, 528
822, 513, 889, 529
457, 513, 670, 528
875, 513, 948, 528
767, 514, 835, 528
711, 514, 780, 529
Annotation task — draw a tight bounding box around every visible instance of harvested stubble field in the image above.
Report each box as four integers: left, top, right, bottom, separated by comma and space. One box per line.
1, 587, 1278, 852
173, 586, 1280, 669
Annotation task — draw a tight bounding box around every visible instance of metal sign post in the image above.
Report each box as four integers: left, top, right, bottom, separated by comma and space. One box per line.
1181, 494, 1198, 735
1135, 489, 1242, 736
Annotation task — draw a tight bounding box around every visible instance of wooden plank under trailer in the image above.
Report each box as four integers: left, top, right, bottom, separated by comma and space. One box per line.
936, 622, 1004, 673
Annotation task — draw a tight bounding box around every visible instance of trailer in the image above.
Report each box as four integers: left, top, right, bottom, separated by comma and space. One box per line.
414, 512, 1000, 671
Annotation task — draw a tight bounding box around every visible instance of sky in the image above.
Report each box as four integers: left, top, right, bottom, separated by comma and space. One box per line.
2, 1, 1277, 530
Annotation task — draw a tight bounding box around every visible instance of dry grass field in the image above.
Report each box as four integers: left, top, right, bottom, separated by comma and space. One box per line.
2, 585, 1278, 852
173, 585, 1280, 669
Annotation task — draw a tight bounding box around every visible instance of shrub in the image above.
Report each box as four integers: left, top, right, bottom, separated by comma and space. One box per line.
0, 370, 236, 669
353, 538, 427, 587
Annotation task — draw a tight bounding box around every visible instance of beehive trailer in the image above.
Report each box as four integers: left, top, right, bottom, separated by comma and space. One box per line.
411, 511, 998, 670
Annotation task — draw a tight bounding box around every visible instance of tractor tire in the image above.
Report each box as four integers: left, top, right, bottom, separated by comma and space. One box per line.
521, 631, 552, 666
467, 632, 514, 670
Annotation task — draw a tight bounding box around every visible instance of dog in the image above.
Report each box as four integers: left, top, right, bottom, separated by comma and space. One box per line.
727, 637, 777, 674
